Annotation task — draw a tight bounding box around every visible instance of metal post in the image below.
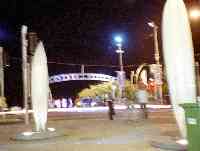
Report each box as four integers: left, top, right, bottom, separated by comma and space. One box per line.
28, 32, 38, 56
27, 32, 38, 109
0, 47, 6, 120
195, 62, 200, 96
21, 25, 29, 125
81, 64, 85, 74
130, 71, 135, 85
0, 47, 4, 97
111, 84, 116, 99
153, 24, 163, 104
27, 62, 31, 109
116, 44, 124, 72
116, 45, 125, 99
119, 52, 124, 71
153, 25, 160, 65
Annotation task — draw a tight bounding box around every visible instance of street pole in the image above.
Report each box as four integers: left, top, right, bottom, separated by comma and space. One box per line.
118, 50, 124, 71
0, 47, 6, 120
21, 25, 29, 125
116, 43, 125, 99
153, 24, 163, 104
0, 47, 4, 97
195, 62, 200, 97
153, 25, 160, 65
27, 32, 39, 109
81, 64, 85, 74
130, 71, 135, 85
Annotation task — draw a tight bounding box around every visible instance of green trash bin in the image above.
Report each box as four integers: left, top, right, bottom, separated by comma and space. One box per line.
180, 103, 200, 151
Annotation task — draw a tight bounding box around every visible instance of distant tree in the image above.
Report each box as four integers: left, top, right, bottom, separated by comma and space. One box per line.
0, 96, 7, 110
78, 82, 112, 99
78, 81, 137, 101
124, 81, 136, 101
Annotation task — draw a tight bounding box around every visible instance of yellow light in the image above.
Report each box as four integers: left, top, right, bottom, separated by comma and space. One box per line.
190, 9, 200, 19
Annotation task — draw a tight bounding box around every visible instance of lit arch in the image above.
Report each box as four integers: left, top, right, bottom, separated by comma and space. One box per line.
49, 73, 117, 84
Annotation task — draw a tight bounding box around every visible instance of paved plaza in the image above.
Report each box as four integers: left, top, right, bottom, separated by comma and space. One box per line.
0, 107, 184, 151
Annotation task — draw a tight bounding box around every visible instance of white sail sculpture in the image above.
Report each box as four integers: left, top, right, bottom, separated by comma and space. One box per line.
31, 42, 49, 132
162, 0, 196, 138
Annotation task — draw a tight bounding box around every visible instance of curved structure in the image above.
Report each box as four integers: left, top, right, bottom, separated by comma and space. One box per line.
135, 63, 148, 84
49, 73, 117, 84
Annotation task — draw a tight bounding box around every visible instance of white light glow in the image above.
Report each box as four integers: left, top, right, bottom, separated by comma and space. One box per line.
114, 36, 123, 43
190, 9, 200, 19
47, 127, 56, 132
49, 73, 116, 84
148, 22, 155, 28
116, 43, 122, 48
22, 132, 34, 136
0, 105, 172, 116
176, 139, 188, 145
21, 25, 28, 34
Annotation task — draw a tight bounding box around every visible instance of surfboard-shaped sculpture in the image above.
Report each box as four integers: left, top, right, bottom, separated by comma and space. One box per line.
31, 42, 49, 132
162, 0, 196, 138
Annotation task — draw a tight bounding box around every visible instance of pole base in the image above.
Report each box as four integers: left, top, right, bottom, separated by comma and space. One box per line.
12, 128, 62, 141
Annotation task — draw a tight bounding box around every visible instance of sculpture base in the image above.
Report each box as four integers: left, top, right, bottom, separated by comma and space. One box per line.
12, 128, 61, 141
150, 140, 187, 151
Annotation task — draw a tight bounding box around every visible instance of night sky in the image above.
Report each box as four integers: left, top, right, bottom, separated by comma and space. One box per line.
1, 0, 200, 106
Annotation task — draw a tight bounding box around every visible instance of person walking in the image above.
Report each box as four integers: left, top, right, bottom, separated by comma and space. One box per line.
105, 94, 115, 120
68, 97, 73, 108
61, 97, 67, 108
135, 81, 149, 119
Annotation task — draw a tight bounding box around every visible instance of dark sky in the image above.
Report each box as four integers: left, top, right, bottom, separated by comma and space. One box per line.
2, 0, 165, 62
1, 0, 200, 105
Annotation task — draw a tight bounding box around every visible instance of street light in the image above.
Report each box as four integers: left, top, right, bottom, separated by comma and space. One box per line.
148, 21, 163, 104
147, 22, 155, 28
189, 8, 200, 19
114, 36, 123, 44
114, 35, 124, 71
0, 47, 4, 97
114, 35, 125, 99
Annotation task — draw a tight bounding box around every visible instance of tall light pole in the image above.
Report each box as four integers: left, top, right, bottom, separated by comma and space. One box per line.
114, 36, 125, 99
148, 22, 160, 64
0, 47, 4, 97
27, 32, 39, 109
21, 25, 29, 125
148, 22, 163, 104
114, 36, 124, 71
